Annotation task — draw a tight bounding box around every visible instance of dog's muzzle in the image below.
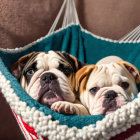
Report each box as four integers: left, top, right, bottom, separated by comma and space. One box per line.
38, 72, 64, 106
102, 90, 119, 115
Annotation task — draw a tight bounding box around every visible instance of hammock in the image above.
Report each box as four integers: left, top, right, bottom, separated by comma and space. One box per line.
119, 25, 140, 42
0, 0, 140, 139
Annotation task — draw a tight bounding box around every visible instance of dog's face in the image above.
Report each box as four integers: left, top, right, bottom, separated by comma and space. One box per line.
76, 61, 140, 115
11, 51, 83, 107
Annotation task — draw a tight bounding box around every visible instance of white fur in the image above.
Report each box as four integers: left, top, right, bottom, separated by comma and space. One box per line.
80, 63, 138, 115
21, 52, 75, 103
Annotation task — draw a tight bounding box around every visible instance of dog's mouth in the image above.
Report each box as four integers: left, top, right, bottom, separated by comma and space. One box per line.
102, 99, 120, 115
103, 106, 119, 115
39, 90, 64, 106
38, 80, 64, 106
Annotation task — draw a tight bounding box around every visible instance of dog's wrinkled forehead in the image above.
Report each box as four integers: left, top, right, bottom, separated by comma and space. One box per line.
98, 63, 124, 74
95, 63, 129, 75
88, 63, 131, 87
35, 51, 63, 70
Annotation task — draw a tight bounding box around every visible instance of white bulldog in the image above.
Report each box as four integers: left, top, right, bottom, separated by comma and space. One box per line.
76, 56, 140, 115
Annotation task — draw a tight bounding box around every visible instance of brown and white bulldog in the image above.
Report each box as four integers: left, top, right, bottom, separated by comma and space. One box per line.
76, 56, 140, 115
10, 51, 89, 115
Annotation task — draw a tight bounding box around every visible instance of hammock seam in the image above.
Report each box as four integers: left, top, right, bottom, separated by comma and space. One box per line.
0, 24, 140, 54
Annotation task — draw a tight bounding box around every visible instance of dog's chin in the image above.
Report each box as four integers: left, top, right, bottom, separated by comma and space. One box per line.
91, 106, 120, 115
103, 106, 119, 115
91, 96, 126, 115
39, 90, 64, 107
103, 98, 127, 115
102, 98, 118, 115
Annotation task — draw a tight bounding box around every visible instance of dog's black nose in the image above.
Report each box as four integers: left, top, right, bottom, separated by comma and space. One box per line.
105, 90, 117, 101
40, 72, 57, 84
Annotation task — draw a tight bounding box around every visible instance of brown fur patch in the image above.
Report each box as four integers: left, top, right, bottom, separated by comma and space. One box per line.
10, 52, 38, 79
75, 65, 97, 95
118, 60, 140, 83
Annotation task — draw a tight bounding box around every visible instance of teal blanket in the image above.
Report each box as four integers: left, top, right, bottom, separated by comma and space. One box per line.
0, 25, 140, 129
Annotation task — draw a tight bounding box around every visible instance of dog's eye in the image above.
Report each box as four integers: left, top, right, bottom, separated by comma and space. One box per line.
89, 87, 100, 94
120, 82, 129, 90
63, 66, 72, 75
26, 69, 35, 75
58, 64, 72, 76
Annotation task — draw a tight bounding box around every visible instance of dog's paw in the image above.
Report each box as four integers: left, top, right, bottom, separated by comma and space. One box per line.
51, 101, 76, 115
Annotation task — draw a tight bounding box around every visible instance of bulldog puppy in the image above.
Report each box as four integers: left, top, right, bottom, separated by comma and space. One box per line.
10, 51, 89, 115
76, 57, 140, 115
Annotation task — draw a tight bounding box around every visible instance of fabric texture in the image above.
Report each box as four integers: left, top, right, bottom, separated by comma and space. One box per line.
0, 0, 140, 139
0, 25, 140, 140
0, 25, 105, 129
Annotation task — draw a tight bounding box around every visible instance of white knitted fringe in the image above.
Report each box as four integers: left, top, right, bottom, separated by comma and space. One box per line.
1, 70, 140, 140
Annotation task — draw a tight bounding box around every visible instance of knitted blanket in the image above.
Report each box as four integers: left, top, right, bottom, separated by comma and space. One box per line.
0, 25, 140, 140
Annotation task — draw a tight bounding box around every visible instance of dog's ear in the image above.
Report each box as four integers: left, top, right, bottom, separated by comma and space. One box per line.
118, 61, 140, 83
75, 65, 96, 93
61, 52, 85, 71
10, 52, 36, 79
